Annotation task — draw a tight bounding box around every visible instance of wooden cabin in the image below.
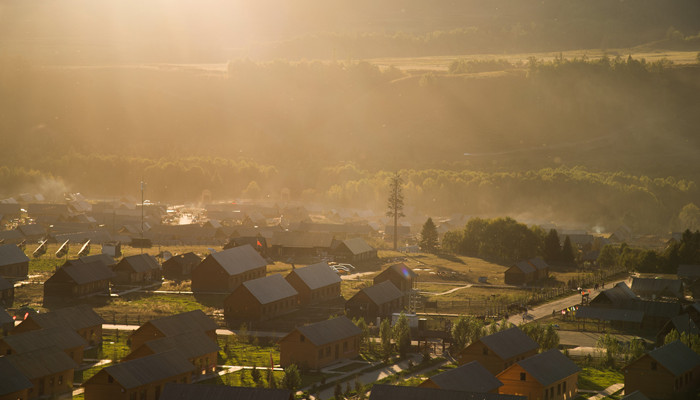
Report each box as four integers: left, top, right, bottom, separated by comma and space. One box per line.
191, 244, 267, 293
456, 327, 539, 375
162, 252, 201, 281
0, 307, 14, 336
123, 330, 219, 376
419, 361, 503, 393
369, 384, 526, 400
224, 274, 299, 323
279, 316, 361, 370
160, 383, 294, 400
269, 231, 334, 259
624, 341, 700, 400
128, 310, 218, 352
5, 346, 76, 400
373, 263, 416, 294
83, 350, 195, 400
0, 356, 33, 400
0, 243, 29, 279
285, 262, 341, 305
0, 327, 87, 365
112, 254, 161, 286
496, 349, 580, 400
12, 304, 105, 346
43, 260, 115, 301
0, 275, 14, 307
345, 280, 404, 323
331, 237, 377, 263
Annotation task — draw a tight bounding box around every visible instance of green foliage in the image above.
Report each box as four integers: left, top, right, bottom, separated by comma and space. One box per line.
393, 313, 412, 358
597, 245, 619, 268
596, 333, 620, 367
449, 59, 516, 74
664, 329, 700, 354
543, 229, 561, 264
251, 365, 262, 386
268, 368, 278, 389
522, 323, 560, 351
334, 382, 343, 400
419, 218, 439, 253
380, 319, 394, 360
282, 364, 302, 391
451, 316, 484, 352
560, 236, 576, 265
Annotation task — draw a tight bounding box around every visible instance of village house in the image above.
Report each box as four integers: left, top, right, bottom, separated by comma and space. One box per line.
6, 346, 76, 400
112, 253, 161, 286
419, 360, 503, 393
284, 262, 341, 305
624, 340, 700, 400
75, 253, 118, 268
128, 309, 218, 351
331, 237, 378, 263
83, 350, 195, 400
496, 349, 580, 400
279, 316, 361, 370
0, 356, 33, 400
16, 224, 47, 243
345, 280, 405, 322
456, 327, 539, 375
369, 384, 526, 400
504, 258, 549, 285
224, 274, 299, 323
162, 252, 201, 281
159, 383, 294, 400
12, 304, 105, 346
0, 229, 24, 244
631, 277, 683, 300
43, 260, 115, 302
373, 263, 416, 303
0, 275, 14, 307
0, 307, 13, 335
122, 330, 219, 376
269, 231, 335, 259
191, 244, 267, 293
677, 264, 700, 298
0, 327, 87, 365
589, 282, 638, 306
0, 243, 29, 279
656, 314, 699, 345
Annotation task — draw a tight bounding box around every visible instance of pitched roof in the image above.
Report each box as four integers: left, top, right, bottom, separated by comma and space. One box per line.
527, 258, 549, 271
479, 327, 539, 360
1, 327, 87, 353
51, 261, 115, 285
289, 262, 341, 290
160, 383, 293, 400
0, 244, 29, 266
118, 254, 160, 273
646, 340, 700, 376
631, 277, 683, 298
385, 263, 417, 279
16, 224, 46, 237
369, 384, 525, 400
428, 361, 503, 392
592, 282, 638, 304
292, 316, 361, 346
242, 274, 298, 305
357, 280, 404, 305
664, 314, 700, 336
208, 244, 267, 276
678, 264, 700, 279
339, 237, 375, 255
575, 306, 644, 323
515, 349, 580, 386
0, 356, 33, 395
99, 350, 195, 389
270, 231, 334, 248
26, 304, 104, 330
6, 346, 77, 379
77, 253, 118, 267
511, 261, 535, 274
145, 310, 218, 337
140, 330, 219, 359
164, 252, 201, 268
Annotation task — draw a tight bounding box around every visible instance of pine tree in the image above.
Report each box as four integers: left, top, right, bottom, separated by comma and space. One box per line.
281, 364, 301, 391
393, 312, 411, 358
386, 172, 405, 251
419, 217, 439, 253
543, 229, 561, 263
380, 318, 393, 360
561, 235, 576, 264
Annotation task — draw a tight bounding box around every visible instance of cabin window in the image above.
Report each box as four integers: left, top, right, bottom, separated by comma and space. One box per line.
482, 347, 489, 355
343, 341, 348, 352
108, 375, 114, 383
326, 347, 331, 356
562, 381, 566, 393
130, 393, 137, 400
544, 388, 548, 400
140, 390, 147, 400
651, 361, 657, 371
58, 375, 63, 385
557, 383, 561, 395
550, 387, 554, 398
318, 349, 323, 358
520, 372, 526, 381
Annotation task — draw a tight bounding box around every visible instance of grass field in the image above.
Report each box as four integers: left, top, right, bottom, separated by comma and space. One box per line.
577, 367, 624, 391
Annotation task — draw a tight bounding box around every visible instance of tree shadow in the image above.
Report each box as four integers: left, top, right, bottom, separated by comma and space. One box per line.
436, 253, 466, 264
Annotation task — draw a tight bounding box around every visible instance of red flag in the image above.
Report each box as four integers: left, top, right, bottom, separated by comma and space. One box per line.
12, 315, 16, 320
24, 312, 29, 320
257, 240, 262, 247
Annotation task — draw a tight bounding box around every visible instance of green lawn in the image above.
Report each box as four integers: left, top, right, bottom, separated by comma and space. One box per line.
217, 337, 280, 367
577, 367, 624, 391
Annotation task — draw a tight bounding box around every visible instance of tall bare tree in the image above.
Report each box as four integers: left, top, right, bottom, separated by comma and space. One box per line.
386, 172, 405, 251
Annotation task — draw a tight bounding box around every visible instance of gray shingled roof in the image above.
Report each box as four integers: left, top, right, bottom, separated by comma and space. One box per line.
6, 346, 77, 380
27, 304, 104, 331
631, 277, 683, 298
369, 384, 525, 400
512, 261, 535, 274
664, 314, 700, 336
160, 383, 293, 400
1, 327, 87, 353
118, 253, 160, 273
242, 274, 298, 305
100, 350, 195, 389
0, 243, 29, 266
428, 361, 503, 392
516, 349, 580, 386
0, 357, 33, 395
646, 341, 700, 376
78, 253, 117, 267
592, 282, 638, 304
527, 258, 549, 271
270, 231, 334, 248
479, 327, 539, 360
575, 306, 644, 323
208, 244, 267, 276
142, 330, 219, 359
293, 316, 361, 346
146, 310, 218, 337
341, 237, 375, 255
289, 262, 341, 290
386, 263, 417, 279
52, 261, 115, 285
358, 280, 403, 306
